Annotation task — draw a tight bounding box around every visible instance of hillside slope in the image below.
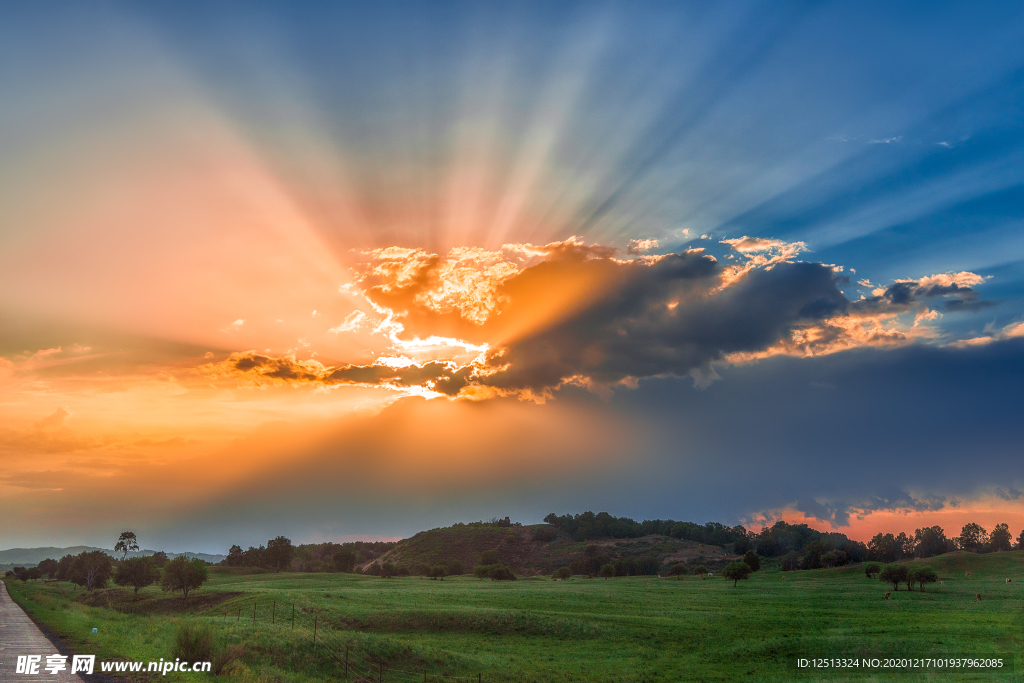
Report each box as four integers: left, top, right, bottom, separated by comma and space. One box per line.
365, 523, 740, 575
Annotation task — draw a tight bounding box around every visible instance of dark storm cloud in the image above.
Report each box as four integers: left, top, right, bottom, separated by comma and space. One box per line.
851, 277, 995, 315
481, 254, 848, 391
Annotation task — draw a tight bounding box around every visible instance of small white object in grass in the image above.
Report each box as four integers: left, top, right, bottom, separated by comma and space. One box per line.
92, 628, 97, 633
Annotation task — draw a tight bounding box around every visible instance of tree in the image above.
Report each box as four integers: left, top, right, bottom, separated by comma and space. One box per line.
114, 532, 139, 562
428, 565, 448, 580
989, 523, 1012, 552
733, 535, 752, 556
1018, 528, 1024, 550
693, 565, 708, 580
479, 550, 500, 566
446, 560, 465, 576
867, 533, 898, 563
151, 551, 169, 568
68, 551, 113, 591
722, 561, 751, 587
958, 523, 988, 551
474, 565, 490, 579
742, 550, 761, 572
669, 563, 689, 578
553, 567, 572, 580
822, 550, 847, 568
487, 564, 516, 580
864, 563, 881, 579
266, 536, 295, 572
913, 526, 950, 558
114, 557, 159, 597
878, 564, 907, 591
37, 559, 58, 578
225, 545, 244, 567
600, 563, 616, 578
380, 562, 397, 578
161, 556, 208, 601
333, 549, 356, 573
908, 566, 938, 592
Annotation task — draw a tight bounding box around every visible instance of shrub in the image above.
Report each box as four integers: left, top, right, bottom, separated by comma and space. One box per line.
742, 550, 761, 572
474, 565, 490, 579
171, 622, 213, 662
864, 563, 881, 578
446, 560, 464, 576
553, 566, 572, 580
693, 565, 708, 579
488, 564, 516, 581
669, 563, 688, 577
599, 563, 616, 578
532, 526, 558, 542
212, 645, 244, 676
479, 550, 500, 566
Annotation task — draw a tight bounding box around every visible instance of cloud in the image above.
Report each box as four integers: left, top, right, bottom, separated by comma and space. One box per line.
627, 238, 659, 254
209, 242, 996, 400
34, 407, 72, 430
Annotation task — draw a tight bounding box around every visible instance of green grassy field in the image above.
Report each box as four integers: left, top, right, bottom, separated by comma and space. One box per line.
5, 551, 1022, 682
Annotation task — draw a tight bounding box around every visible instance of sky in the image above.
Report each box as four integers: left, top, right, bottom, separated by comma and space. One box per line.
1, 1, 1023, 553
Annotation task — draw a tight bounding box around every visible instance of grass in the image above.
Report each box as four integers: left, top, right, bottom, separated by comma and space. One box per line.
5, 550, 1023, 682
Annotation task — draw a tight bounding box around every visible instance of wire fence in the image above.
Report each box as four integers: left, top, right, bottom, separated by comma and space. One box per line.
204, 598, 489, 683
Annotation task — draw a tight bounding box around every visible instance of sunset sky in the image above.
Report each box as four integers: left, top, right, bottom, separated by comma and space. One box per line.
2, 2, 1023, 553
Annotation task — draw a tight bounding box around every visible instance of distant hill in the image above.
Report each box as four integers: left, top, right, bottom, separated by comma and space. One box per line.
0, 547, 225, 571
365, 523, 739, 576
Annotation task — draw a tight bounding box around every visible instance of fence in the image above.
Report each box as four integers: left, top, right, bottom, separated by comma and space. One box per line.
205, 597, 489, 683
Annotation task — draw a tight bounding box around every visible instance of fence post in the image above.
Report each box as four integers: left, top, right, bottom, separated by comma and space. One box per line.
272, 600, 276, 624
237, 607, 241, 623
313, 617, 317, 644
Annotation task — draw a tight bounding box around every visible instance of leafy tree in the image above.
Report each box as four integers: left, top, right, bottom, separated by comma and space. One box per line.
733, 535, 752, 556
161, 556, 208, 601
380, 562, 397, 578
428, 565, 448, 580
17, 567, 42, 581
68, 551, 113, 591
742, 550, 761, 572
474, 565, 490, 579
1018, 528, 1024, 550
669, 563, 689, 578
781, 552, 797, 572
879, 564, 907, 591
333, 549, 356, 573
480, 550, 500, 566
908, 566, 938, 592
693, 565, 708, 579
913, 526, 951, 558
266, 536, 295, 572
487, 564, 516, 580
114, 532, 139, 562
989, 523, 1012, 552
958, 523, 988, 551
114, 557, 159, 596
151, 551, 169, 568
864, 563, 881, 579
600, 563, 616, 578
722, 561, 751, 587
37, 559, 58, 578
225, 545, 244, 567
553, 567, 572, 580
822, 550, 847, 568
55, 555, 76, 580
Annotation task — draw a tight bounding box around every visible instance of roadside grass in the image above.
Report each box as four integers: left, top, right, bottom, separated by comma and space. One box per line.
5, 549, 1022, 682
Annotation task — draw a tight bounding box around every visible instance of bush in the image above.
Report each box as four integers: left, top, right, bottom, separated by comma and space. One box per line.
171, 622, 213, 662
864, 563, 881, 578
446, 560, 464, 576
488, 564, 516, 581
212, 645, 244, 676
669, 563, 689, 577
553, 566, 572, 580
693, 565, 709, 579
599, 563, 616, 578
474, 565, 490, 579
532, 526, 558, 542
479, 550, 500, 566
742, 550, 761, 572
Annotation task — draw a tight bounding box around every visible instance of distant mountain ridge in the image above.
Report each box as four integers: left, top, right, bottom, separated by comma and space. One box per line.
0, 546, 225, 570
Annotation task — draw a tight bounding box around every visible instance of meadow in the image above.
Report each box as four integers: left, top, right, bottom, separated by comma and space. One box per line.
5, 551, 1022, 683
